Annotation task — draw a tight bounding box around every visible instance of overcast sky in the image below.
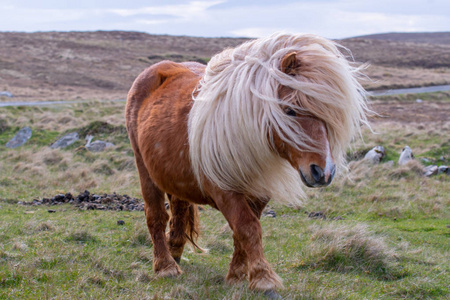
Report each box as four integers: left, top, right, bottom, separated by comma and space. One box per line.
0, 0, 449, 39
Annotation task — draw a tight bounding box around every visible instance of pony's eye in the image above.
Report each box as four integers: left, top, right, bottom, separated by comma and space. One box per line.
285, 108, 297, 117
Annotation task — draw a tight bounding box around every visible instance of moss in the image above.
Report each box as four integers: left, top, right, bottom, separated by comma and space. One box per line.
28, 129, 60, 147
0, 126, 60, 148
419, 141, 449, 164
77, 121, 126, 137
73, 121, 129, 145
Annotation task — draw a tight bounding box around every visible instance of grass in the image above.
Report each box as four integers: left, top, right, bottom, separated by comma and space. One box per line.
0, 95, 449, 299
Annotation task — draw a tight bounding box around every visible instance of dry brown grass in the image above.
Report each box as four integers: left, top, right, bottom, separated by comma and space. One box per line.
25, 220, 55, 233
363, 65, 450, 90
1, 31, 448, 102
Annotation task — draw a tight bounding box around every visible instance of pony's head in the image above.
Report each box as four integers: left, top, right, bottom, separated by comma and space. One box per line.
271, 107, 336, 188
188, 32, 369, 206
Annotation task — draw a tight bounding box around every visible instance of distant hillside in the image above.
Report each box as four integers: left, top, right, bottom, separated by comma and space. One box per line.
350, 32, 450, 45
0, 31, 449, 100
340, 36, 450, 68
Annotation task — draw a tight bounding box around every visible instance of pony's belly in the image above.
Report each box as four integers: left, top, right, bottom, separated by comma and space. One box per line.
144, 143, 216, 206
148, 156, 203, 201
138, 113, 208, 204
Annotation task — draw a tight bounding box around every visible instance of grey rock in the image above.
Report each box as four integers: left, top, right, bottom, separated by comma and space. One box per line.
84, 135, 114, 152
423, 165, 438, 177
398, 146, 414, 165
364, 146, 385, 164
0, 91, 13, 97
262, 209, 276, 218
51, 132, 79, 149
438, 166, 449, 175
307, 211, 326, 220
6, 127, 32, 148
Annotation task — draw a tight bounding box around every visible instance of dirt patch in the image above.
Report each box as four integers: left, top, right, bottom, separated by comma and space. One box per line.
369, 100, 450, 124
20, 190, 144, 211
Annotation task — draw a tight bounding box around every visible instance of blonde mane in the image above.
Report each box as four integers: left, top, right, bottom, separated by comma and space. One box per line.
188, 32, 369, 206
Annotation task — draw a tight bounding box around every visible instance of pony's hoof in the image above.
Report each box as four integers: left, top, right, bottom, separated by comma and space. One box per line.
248, 269, 283, 291
263, 290, 282, 299
155, 262, 182, 277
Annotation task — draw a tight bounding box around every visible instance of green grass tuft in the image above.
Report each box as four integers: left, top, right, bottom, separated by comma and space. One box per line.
66, 230, 98, 244
303, 223, 406, 281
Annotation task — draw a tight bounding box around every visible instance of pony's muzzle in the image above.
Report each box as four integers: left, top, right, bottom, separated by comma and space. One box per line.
300, 163, 336, 188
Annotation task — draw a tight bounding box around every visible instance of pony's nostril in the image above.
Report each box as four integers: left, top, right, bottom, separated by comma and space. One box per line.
310, 164, 324, 183
328, 164, 336, 184
330, 164, 336, 177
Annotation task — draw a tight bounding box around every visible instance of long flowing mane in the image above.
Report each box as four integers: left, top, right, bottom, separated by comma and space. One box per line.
188, 32, 369, 206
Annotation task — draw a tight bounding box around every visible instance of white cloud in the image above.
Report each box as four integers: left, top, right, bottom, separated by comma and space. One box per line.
210, 1, 450, 38
0, 1, 448, 38
109, 1, 224, 18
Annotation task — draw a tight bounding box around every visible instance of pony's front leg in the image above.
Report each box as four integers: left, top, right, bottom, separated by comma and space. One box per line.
226, 199, 269, 284
226, 237, 248, 283
213, 190, 283, 292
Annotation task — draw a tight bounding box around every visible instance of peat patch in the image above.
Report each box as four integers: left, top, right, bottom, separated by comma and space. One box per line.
20, 190, 144, 211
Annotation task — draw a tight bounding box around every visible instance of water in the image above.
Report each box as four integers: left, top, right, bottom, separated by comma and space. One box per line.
0, 99, 126, 108
1, 84, 450, 107
367, 84, 450, 96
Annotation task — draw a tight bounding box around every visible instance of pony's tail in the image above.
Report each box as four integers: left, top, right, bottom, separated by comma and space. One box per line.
185, 204, 208, 253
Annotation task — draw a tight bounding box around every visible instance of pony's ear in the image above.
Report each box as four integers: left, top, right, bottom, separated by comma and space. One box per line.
280, 52, 300, 75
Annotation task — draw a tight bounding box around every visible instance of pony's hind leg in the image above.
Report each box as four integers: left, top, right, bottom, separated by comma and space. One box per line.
135, 153, 181, 277
167, 195, 192, 263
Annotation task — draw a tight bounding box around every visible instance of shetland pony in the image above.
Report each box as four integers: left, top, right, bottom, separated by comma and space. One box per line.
125, 32, 368, 294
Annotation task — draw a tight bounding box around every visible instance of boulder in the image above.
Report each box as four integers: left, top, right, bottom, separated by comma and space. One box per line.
84, 135, 114, 152
51, 132, 79, 149
398, 146, 414, 165
262, 209, 276, 218
364, 146, 385, 164
438, 166, 449, 175
6, 127, 32, 148
423, 165, 438, 177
